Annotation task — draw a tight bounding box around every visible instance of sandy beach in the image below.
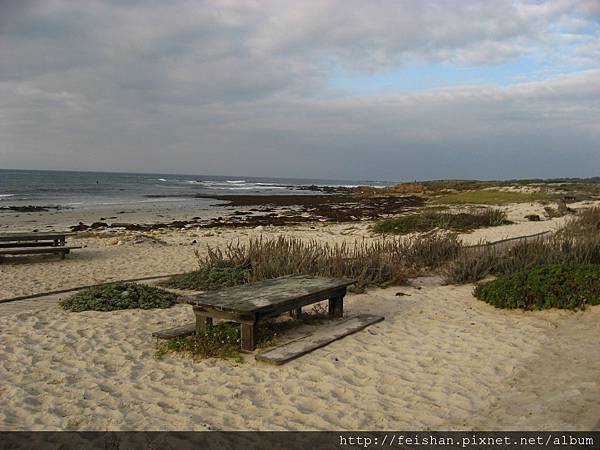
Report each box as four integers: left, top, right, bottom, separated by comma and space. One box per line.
1, 277, 599, 430
1, 199, 600, 431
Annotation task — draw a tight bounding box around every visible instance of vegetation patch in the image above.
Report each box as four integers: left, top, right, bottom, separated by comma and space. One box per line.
562, 207, 600, 237
60, 282, 179, 312
432, 189, 551, 205
161, 234, 462, 293
156, 322, 245, 362
373, 209, 510, 234
474, 263, 600, 310
160, 265, 250, 291
445, 208, 600, 284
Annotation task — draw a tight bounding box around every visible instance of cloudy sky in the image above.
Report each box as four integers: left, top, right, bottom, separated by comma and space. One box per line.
1, 0, 599, 181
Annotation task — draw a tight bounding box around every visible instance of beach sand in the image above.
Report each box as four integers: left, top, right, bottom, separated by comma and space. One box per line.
1, 200, 599, 430
1, 278, 598, 430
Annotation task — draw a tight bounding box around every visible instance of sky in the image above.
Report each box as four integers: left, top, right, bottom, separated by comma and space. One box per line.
0, 0, 599, 182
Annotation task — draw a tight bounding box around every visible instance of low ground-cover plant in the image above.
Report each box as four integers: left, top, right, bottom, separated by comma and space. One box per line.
160, 265, 250, 291
373, 209, 510, 234
474, 263, 600, 310
60, 282, 179, 312
156, 322, 245, 362
161, 234, 462, 293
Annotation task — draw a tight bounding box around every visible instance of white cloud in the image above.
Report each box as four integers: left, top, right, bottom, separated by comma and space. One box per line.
0, 0, 599, 179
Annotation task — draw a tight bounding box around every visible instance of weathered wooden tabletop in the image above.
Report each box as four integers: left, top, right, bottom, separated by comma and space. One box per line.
180, 275, 355, 313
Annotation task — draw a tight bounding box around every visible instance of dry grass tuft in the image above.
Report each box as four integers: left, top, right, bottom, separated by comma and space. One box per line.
163, 234, 462, 292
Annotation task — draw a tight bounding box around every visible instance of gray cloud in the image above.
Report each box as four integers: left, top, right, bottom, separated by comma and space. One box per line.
1, 0, 599, 180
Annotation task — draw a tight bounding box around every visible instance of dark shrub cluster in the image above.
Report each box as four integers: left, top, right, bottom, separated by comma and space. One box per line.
60, 282, 179, 312
474, 263, 600, 310
160, 265, 250, 291
373, 208, 510, 234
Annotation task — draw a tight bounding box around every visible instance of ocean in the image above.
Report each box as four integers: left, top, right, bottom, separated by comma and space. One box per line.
0, 169, 393, 210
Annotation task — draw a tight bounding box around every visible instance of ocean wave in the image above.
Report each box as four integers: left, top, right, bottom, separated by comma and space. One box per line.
0, 194, 15, 199
157, 178, 168, 182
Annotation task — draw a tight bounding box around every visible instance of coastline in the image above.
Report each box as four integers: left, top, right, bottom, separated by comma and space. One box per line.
0, 190, 423, 233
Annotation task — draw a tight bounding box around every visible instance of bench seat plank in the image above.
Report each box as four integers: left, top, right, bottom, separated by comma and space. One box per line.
152, 323, 196, 339
0, 246, 81, 256
255, 314, 384, 365
0, 241, 64, 248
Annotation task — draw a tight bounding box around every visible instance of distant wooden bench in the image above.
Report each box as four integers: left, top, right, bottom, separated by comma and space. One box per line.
179, 275, 355, 351
0, 232, 79, 261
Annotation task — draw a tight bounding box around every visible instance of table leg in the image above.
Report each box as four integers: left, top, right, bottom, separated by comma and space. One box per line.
194, 312, 213, 334
241, 323, 258, 351
328, 295, 344, 318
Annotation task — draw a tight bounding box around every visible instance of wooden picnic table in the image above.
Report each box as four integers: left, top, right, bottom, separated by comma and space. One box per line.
180, 275, 355, 351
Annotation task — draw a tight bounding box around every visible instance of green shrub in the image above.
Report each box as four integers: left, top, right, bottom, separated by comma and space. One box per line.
474, 263, 600, 310
60, 282, 178, 312
160, 265, 250, 291
373, 209, 510, 234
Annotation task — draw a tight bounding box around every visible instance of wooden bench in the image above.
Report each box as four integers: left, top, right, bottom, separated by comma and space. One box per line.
0, 232, 79, 261
179, 275, 355, 351
0, 232, 69, 247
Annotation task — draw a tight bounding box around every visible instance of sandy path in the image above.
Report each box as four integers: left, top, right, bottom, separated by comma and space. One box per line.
1, 277, 598, 431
